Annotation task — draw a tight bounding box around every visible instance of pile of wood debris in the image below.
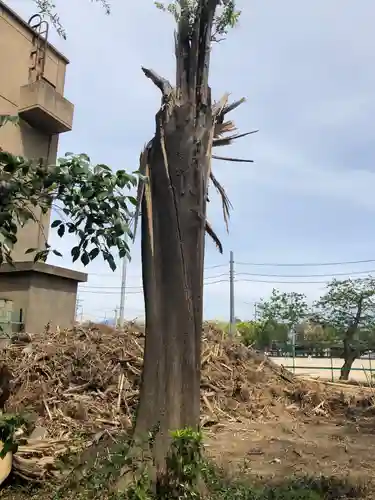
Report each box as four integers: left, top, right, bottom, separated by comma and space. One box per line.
0, 323, 373, 481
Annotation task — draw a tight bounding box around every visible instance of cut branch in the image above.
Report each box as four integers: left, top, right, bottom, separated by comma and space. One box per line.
141, 67, 173, 96
210, 171, 232, 232
205, 220, 223, 254
214, 121, 236, 137
212, 93, 230, 116
213, 130, 258, 147
132, 142, 152, 241
175, 0, 191, 98
221, 97, 246, 117
212, 155, 254, 163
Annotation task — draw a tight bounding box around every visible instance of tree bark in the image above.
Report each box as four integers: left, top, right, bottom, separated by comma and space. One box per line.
133, 0, 220, 472
339, 339, 357, 380
339, 295, 364, 381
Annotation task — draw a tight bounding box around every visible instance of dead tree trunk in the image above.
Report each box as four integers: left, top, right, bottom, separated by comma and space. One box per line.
130, 0, 255, 473
128, 1, 253, 477
134, 1, 219, 468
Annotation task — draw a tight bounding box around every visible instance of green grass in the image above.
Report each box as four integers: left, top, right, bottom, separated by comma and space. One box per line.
1, 467, 368, 500
204, 464, 367, 500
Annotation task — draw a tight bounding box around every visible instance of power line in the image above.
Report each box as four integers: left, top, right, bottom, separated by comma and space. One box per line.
79, 273, 229, 290
235, 269, 375, 278
87, 263, 227, 277
233, 277, 370, 285
79, 279, 229, 295
80, 268, 375, 291
235, 258, 375, 267
80, 275, 375, 294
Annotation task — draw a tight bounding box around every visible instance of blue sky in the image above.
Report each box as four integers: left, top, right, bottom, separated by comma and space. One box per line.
8, 0, 375, 322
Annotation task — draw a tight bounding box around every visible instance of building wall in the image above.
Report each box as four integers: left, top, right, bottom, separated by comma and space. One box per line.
0, 3, 67, 107
0, 2, 69, 261
0, 271, 78, 333
0, 273, 32, 328
27, 272, 78, 332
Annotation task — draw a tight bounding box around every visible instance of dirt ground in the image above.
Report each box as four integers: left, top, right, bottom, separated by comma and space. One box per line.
205, 413, 375, 488
1, 414, 374, 499
1, 326, 375, 498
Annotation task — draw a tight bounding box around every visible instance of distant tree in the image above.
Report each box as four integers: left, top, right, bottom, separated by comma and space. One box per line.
240, 318, 289, 350
0, 116, 137, 269
237, 320, 267, 349
257, 289, 309, 342
314, 278, 375, 380
296, 320, 339, 344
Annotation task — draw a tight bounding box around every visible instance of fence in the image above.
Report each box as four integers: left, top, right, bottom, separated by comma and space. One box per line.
266, 341, 375, 382
0, 321, 25, 340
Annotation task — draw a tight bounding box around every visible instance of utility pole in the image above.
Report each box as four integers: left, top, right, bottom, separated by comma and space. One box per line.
118, 239, 128, 327
229, 250, 235, 336
114, 306, 119, 327
75, 298, 82, 322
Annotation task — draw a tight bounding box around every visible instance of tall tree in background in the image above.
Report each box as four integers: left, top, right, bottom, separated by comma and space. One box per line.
133, 0, 255, 468
257, 289, 309, 343
314, 278, 375, 380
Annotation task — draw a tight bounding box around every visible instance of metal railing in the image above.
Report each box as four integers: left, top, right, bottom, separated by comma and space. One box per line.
266, 341, 375, 382
0, 321, 25, 339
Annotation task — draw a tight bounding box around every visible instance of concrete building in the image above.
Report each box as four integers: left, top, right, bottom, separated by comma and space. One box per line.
0, 1, 87, 333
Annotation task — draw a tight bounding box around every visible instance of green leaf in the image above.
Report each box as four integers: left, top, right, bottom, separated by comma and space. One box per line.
4, 239, 14, 250
114, 218, 127, 236
71, 246, 80, 262
25, 248, 37, 254
0, 147, 134, 272
67, 223, 76, 234
154, 1, 166, 10
34, 250, 49, 263
119, 248, 128, 259
89, 248, 100, 260
52, 250, 63, 257
81, 252, 90, 266
3, 233, 17, 244
128, 196, 138, 206
97, 192, 108, 201
107, 254, 116, 272
78, 153, 90, 162
57, 225, 65, 238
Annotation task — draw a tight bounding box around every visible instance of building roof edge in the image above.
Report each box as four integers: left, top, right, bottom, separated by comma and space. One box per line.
0, 0, 70, 64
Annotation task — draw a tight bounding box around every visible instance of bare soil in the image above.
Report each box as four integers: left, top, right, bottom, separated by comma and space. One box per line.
205, 416, 375, 484
1, 415, 374, 499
